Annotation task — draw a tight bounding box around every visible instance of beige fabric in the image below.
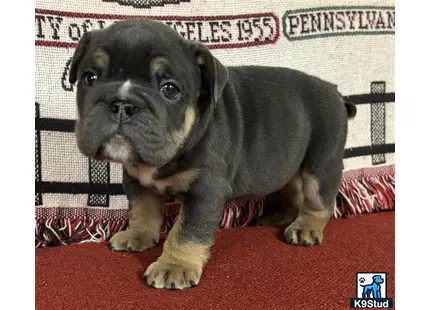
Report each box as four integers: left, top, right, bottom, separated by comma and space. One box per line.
35, 0, 395, 230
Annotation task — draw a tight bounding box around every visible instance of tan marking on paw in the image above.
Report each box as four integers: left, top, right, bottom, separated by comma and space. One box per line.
301, 171, 325, 211
110, 193, 165, 251
144, 260, 201, 290
143, 210, 210, 289
278, 170, 332, 246
284, 209, 330, 246
128, 194, 165, 232
109, 229, 158, 252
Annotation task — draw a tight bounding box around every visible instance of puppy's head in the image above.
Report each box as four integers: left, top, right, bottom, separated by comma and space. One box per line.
69, 19, 228, 167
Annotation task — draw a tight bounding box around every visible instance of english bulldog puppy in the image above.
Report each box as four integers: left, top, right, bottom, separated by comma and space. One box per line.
69, 18, 356, 290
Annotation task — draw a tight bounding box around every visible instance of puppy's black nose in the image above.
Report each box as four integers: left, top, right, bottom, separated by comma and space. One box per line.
109, 101, 137, 123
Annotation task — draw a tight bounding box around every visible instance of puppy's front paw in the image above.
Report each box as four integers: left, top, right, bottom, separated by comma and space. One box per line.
284, 219, 324, 246
109, 229, 159, 252
143, 261, 201, 290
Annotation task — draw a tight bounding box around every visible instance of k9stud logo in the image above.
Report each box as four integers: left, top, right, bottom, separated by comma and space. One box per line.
350, 272, 393, 308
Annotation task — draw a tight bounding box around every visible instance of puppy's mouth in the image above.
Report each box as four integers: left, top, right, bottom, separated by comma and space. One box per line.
95, 134, 137, 164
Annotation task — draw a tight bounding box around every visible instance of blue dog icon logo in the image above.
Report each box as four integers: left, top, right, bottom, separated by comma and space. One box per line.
361, 275, 384, 299
350, 272, 393, 308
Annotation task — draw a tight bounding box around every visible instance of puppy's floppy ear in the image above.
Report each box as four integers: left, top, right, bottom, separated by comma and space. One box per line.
69, 31, 94, 84
187, 41, 229, 106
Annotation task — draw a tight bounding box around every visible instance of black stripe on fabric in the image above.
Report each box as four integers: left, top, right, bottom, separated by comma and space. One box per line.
36, 182, 124, 195
344, 144, 394, 159
345, 93, 394, 105
35, 93, 394, 133
35, 144, 395, 194
35, 103, 43, 205
36, 118, 75, 132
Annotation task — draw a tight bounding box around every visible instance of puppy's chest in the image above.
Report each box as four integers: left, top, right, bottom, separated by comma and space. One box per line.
124, 164, 198, 195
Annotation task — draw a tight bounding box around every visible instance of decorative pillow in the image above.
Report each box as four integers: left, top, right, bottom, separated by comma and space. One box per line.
35, 0, 395, 247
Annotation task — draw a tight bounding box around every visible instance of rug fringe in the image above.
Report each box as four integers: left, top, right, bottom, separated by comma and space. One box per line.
35, 217, 129, 247
35, 195, 277, 248
335, 169, 395, 218
35, 167, 394, 247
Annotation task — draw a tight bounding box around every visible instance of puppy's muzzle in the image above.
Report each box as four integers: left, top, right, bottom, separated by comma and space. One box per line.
109, 100, 138, 123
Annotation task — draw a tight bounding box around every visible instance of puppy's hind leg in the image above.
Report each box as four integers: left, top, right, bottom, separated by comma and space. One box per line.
284, 164, 341, 246
256, 174, 302, 227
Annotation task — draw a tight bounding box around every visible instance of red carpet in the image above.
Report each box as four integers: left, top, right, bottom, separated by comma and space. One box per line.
36, 211, 395, 310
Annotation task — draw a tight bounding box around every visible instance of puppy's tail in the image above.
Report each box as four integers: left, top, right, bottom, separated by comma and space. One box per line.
344, 100, 357, 119
336, 88, 357, 119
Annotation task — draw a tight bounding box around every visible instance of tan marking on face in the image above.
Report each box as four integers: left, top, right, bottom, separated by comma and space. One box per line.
92, 50, 109, 70
145, 106, 196, 167
172, 106, 196, 146
124, 163, 199, 195
150, 57, 169, 76
109, 192, 165, 252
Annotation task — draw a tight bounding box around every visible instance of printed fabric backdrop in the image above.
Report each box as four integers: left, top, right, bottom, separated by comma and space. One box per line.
35, 0, 395, 247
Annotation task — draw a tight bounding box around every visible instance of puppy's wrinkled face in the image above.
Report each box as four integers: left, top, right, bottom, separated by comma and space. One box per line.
70, 19, 202, 167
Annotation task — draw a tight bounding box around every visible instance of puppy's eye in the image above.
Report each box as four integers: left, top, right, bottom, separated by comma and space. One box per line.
83, 72, 97, 87
160, 83, 180, 100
